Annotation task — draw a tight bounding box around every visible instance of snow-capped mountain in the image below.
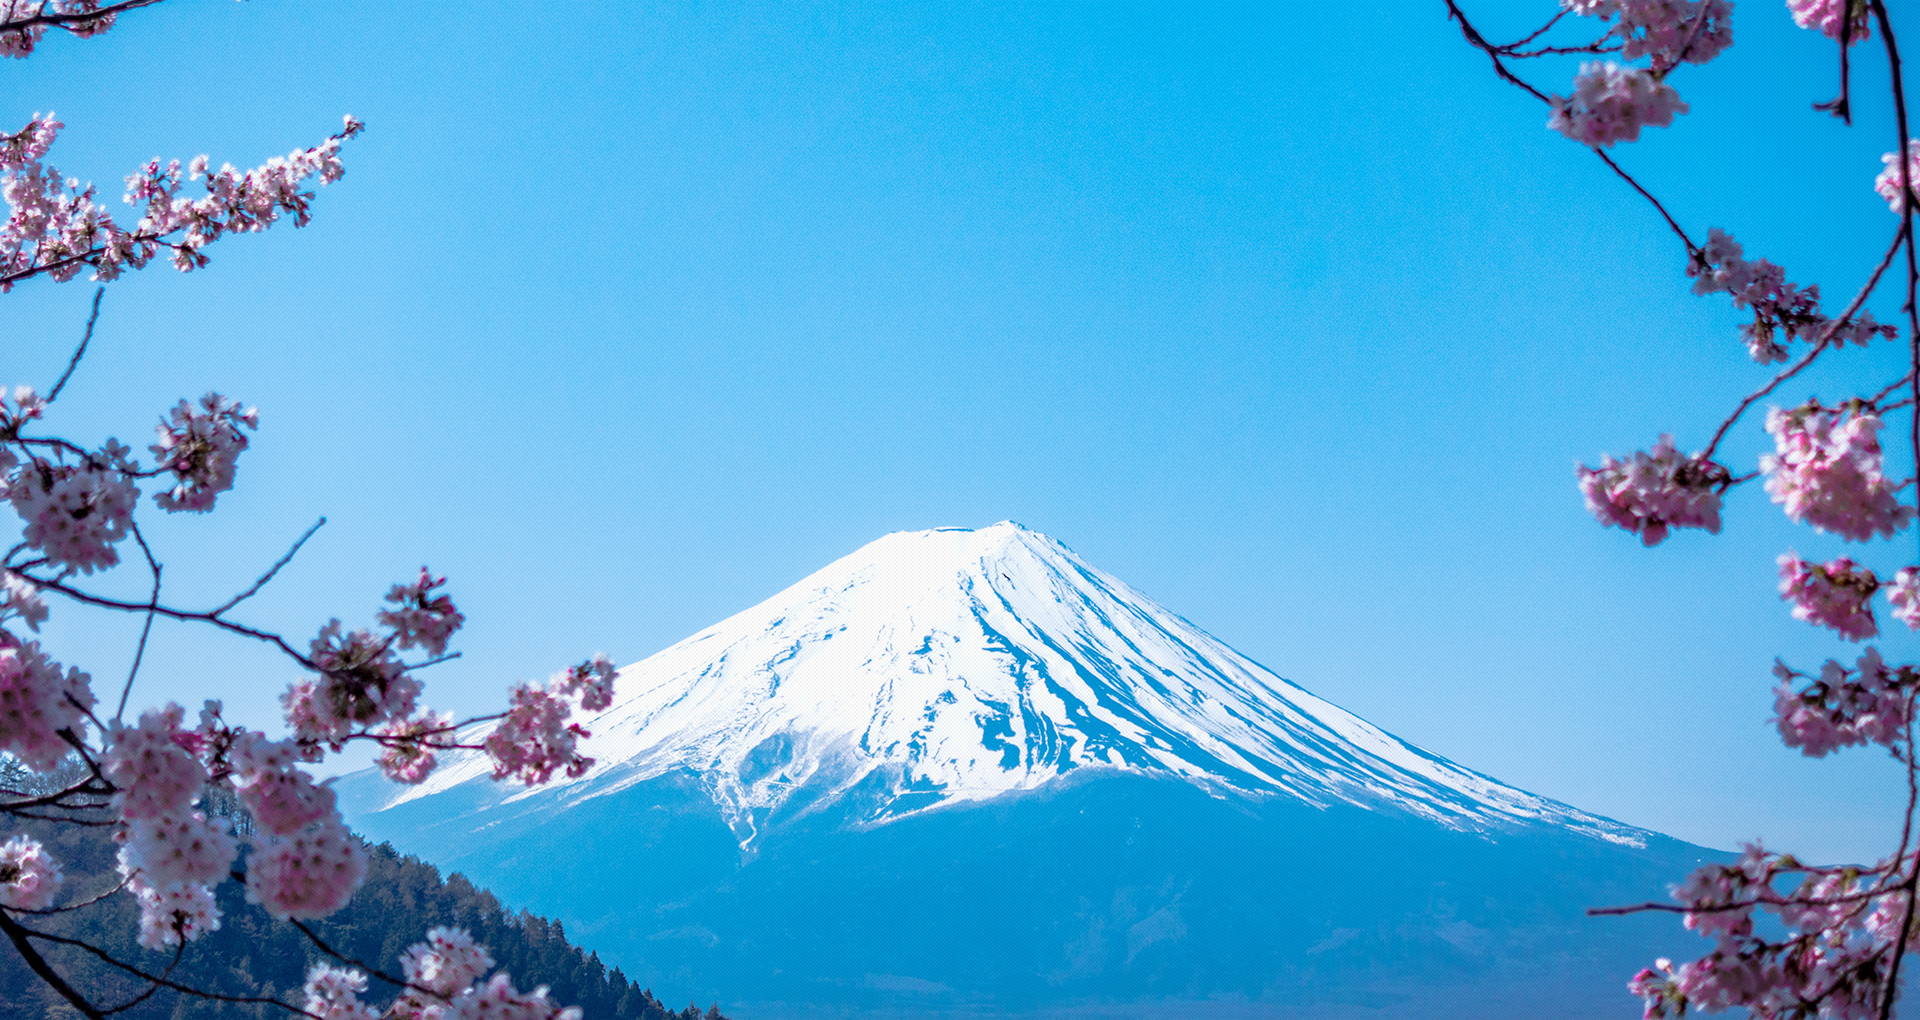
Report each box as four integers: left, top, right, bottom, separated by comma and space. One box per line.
383, 522, 1639, 848
340, 523, 1711, 1019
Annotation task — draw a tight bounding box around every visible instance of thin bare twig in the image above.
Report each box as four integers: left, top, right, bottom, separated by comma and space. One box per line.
115, 523, 163, 724
211, 517, 324, 618
1870, 371, 1916, 408
44, 286, 102, 403
11, 569, 314, 667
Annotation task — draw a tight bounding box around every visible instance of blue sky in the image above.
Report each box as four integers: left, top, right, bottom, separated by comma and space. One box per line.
7, 0, 1917, 865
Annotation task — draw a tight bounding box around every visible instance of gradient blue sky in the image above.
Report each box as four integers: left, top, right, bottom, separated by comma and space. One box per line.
7, 0, 1917, 864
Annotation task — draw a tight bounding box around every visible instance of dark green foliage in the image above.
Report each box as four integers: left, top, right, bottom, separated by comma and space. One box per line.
0, 816, 731, 1020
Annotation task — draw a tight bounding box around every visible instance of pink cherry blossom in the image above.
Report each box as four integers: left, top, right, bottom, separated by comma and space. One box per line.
104, 704, 206, 821
305, 965, 380, 1020
1548, 61, 1689, 147
552, 654, 618, 712
441, 972, 584, 1020
0, 833, 61, 909
401, 927, 497, 997
1887, 567, 1920, 630
0, 632, 92, 770
294, 619, 420, 745
1578, 434, 1726, 545
1876, 140, 1920, 213
117, 810, 237, 888
1777, 552, 1880, 640
230, 731, 338, 835
149, 392, 256, 512
1772, 650, 1914, 757
377, 710, 453, 785
1685, 229, 1890, 363
379, 568, 465, 657
0, 573, 46, 631
6, 453, 137, 574
1789, 0, 1873, 43
128, 877, 221, 950
244, 814, 366, 921
1762, 402, 1915, 542
484, 683, 592, 786
1567, 0, 1734, 69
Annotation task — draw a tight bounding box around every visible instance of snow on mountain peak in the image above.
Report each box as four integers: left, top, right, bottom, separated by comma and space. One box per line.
388, 523, 1643, 848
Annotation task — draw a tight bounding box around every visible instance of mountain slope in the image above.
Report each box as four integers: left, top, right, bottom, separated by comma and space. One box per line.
383, 522, 1640, 848
341, 522, 1712, 1018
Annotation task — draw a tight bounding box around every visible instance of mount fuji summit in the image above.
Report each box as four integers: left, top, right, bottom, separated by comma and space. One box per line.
340, 523, 1716, 1019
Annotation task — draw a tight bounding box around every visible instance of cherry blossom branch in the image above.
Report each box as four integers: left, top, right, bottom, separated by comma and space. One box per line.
12, 569, 315, 666
1698, 221, 1910, 461
1592, 148, 1700, 255
44, 285, 101, 404
0, 0, 163, 34
96, 939, 184, 1016
3, 872, 132, 916
11, 920, 319, 1019
0, 907, 104, 1019
1870, 15, 1920, 1015
1819, 2, 1858, 122
1869, 371, 1916, 408
1446, 1, 1554, 103
0, 117, 363, 292
286, 917, 436, 997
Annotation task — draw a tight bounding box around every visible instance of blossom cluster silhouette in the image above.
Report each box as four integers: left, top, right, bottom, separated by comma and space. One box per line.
1454, 0, 1920, 1016
0, 4, 614, 1018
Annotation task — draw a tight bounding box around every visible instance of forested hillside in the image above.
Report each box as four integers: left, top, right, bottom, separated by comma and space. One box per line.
0, 794, 729, 1020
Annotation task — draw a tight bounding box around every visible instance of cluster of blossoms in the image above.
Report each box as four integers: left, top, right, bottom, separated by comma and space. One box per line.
0, 111, 361, 291
1578, 434, 1728, 545
1688, 229, 1893, 363
1547, 0, 1733, 147
0, 0, 115, 59
149, 392, 255, 512
1787, 0, 1873, 42
1777, 553, 1881, 640
1875, 139, 1920, 213
4, 447, 138, 575
1761, 402, 1915, 542
1887, 567, 1920, 630
481, 655, 618, 785
1629, 843, 1909, 1019
287, 620, 422, 748
0, 629, 90, 770
1, 573, 46, 631
1548, 61, 1690, 147
1771, 648, 1914, 758
1566, 0, 1734, 67
305, 927, 582, 1020
379, 568, 466, 658
0, 11, 604, 1016
0, 831, 60, 909
1463, 1, 1920, 1017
